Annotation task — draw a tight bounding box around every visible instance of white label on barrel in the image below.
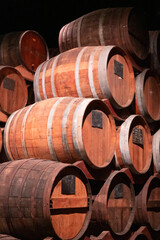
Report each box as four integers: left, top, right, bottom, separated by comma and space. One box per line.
132, 127, 143, 146
114, 60, 123, 79
92, 110, 103, 129
61, 175, 75, 195
3, 78, 15, 91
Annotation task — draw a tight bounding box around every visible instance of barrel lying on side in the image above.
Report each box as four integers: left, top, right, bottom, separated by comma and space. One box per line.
152, 129, 160, 173
115, 114, 152, 181
4, 97, 116, 169
0, 30, 49, 73
135, 173, 160, 237
0, 66, 28, 115
135, 68, 160, 122
58, 7, 149, 62
91, 169, 135, 239
0, 159, 92, 240
33, 45, 135, 109
149, 30, 160, 76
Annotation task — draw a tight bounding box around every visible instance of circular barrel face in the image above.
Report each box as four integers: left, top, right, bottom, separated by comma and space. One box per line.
128, 9, 149, 60
107, 53, 134, 108
50, 175, 88, 239
128, 124, 149, 172
147, 186, 160, 231
107, 183, 133, 234
82, 105, 115, 168
20, 31, 48, 72
0, 67, 27, 114
143, 74, 160, 121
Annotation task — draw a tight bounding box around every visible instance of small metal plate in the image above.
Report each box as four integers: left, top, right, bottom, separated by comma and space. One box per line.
92, 110, 103, 129
61, 175, 75, 195
3, 78, 15, 91
114, 183, 124, 199
114, 60, 123, 79
132, 127, 143, 146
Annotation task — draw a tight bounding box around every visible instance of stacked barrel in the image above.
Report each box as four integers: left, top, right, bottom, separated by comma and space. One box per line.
0, 6, 159, 240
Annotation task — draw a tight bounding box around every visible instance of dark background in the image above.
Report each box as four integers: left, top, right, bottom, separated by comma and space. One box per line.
0, 0, 160, 48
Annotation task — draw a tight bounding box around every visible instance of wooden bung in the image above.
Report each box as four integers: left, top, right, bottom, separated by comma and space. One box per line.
135, 69, 160, 122
58, 8, 149, 62
0, 30, 49, 73
0, 159, 92, 240
33, 45, 135, 110
0, 66, 28, 115
135, 173, 160, 236
91, 169, 135, 239
115, 115, 152, 180
4, 97, 116, 169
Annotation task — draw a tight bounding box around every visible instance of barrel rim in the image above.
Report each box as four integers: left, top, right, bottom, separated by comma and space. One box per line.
140, 173, 160, 233
106, 45, 135, 109
93, 169, 135, 238
119, 114, 152, 175
44, 163, 92, 240
152, 129, 160, 173
79, 98, 116, 169
19, 30, 49, 73
136, 68, 160, 122
0, 65, 28, 114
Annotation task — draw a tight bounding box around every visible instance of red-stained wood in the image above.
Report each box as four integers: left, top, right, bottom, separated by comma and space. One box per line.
135, 173, 160, 236
149, 30, 160, 76
86, 231, 114, 240
34, 45, 135, 110
115, 115, 152, 181
15, 65, 34, 82
135, 69, 160, 122
0, 111, 8, 123
152, 129, 160, 173
0, 159, 92, 240
0, 66, 28, 115
129, 226, 152, 240
0, 30, 49, 73
91, 169, 135, 239
4, 97, 116, 170
58, 8, 149, 62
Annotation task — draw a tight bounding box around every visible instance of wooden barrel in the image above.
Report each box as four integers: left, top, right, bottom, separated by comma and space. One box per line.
135, 69, 160, 122
91, 169, 135, 239
0, 66, 28, 115
135, 173, 160, 236
0, 159, 92, 240
115, 115, 152, 177
0, 128, 2, 153
152, 129, 160, 173
4, 97, 116, 169
58, 8, 149, 62
149, 31, 160, 76
0, 30, 49, 73
129, 226, 152, 240
0, 235, 20, 240
33, 45, 135, 109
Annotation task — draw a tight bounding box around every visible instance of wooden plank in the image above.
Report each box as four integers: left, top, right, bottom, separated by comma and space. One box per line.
15, 65, 34, 82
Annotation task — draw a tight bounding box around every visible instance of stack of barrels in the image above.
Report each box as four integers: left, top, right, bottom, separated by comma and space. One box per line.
0, 6, 159, 240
